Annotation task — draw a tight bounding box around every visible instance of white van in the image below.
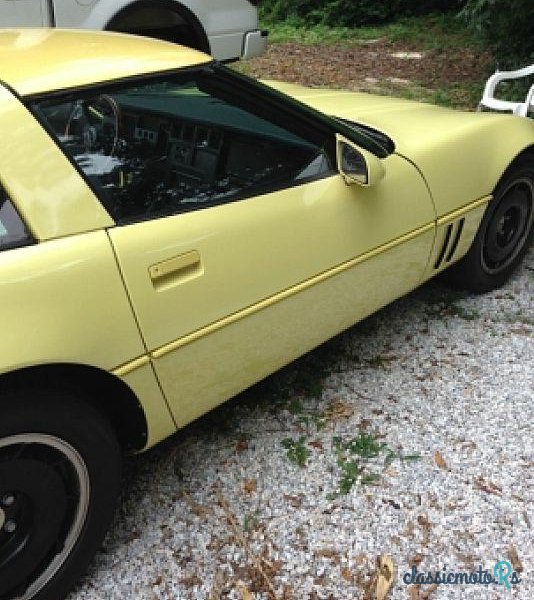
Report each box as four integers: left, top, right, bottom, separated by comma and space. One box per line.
0, 0, 267, 60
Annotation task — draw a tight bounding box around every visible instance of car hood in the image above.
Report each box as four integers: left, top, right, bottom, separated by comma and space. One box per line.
264, 80, 534, 216
263, 80, 499, 157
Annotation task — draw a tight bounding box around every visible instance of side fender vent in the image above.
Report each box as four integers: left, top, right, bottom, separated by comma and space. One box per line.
434, 218, 465, 270
445, 218, 465, 263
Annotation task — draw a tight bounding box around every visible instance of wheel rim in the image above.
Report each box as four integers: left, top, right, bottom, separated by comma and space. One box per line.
0, 434, 90, 600
482, 176, 534, 274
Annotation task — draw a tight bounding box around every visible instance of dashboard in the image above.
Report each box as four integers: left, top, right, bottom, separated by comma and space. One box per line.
35, 93, 331, 223
96, 102, 326, 221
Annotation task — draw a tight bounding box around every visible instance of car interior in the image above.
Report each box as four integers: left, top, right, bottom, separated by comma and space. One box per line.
32, 75, 333, 224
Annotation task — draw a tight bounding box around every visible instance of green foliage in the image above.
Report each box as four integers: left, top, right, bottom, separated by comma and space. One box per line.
261, 1, 466, 27
281, 436, 311, 467
338, 460, 361, 494
461, 0, 534, 66
331, 433, 387, 495
335, 432, 385, 458
287, 398, 305, 415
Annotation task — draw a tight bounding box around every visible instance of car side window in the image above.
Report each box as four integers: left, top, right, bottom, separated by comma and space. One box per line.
0, 189, 33, 250
30, 69, 335, 224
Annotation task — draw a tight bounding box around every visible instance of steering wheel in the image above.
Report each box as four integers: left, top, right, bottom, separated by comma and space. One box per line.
65, 94, 121, 156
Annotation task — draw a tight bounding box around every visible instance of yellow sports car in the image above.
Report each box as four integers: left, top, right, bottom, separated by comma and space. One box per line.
0, 29, 532, 600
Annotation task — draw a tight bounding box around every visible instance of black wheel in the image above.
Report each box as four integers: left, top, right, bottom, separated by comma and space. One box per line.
447, 154, 534, 292
0, 392, 121, 600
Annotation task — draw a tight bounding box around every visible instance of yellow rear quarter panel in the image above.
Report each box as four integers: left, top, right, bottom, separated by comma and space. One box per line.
0, 230, 177, 447
0, 231, 143, 372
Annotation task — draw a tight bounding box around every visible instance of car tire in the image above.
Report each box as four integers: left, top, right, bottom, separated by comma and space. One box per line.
0, 391, 121, 600
447, 153, 534, 293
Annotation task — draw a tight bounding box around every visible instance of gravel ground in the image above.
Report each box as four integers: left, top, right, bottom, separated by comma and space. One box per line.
70, 248, 533, 600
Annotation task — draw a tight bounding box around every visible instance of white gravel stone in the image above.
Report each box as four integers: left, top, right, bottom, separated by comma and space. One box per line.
70, 248, 533, 600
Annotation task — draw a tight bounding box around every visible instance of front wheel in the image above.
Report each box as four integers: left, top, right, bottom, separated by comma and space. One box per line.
447, 154, 534, 292
0, 393, 121, 600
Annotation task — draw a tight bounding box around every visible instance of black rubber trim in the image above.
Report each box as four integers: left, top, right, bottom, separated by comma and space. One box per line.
334, 117, 395, 155
218, 65, 390, 159
47, 0, 56, 27
434, 223, 453, 269
0, 192, 35, 251
445, 218, 465, 263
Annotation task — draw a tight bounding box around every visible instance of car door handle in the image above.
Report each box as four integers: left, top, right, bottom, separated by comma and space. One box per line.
149, 250, 202, 289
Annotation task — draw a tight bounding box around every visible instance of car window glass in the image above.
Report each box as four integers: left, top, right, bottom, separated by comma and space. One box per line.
0, 190, 33, 250
31, 70, 334, 224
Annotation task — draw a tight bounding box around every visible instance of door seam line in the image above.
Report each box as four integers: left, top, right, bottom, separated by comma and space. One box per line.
152, 221, 435, 360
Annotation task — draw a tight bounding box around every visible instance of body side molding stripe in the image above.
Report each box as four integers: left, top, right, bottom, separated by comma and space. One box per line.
112, 355, 150, 377
111, 195, 492, 373
151, 221, 435, 360
437, 195, 491, 226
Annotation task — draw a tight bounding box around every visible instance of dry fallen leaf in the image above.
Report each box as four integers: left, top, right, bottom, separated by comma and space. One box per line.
235, 439, 249, 453
280, 584, 294, 599
355, 553, 368, 566
403, 521, 416, 539
237, 582, 253, 600
434, 451, 448, 470
510, 325, 532, 335
420, 583, 439, 599
243, 479, 257, 494
182, 491, 210, 517
376, 554, 395, 600
209, 568, 225, 600
314, 548, 339, 560
283, 494, 302, 508
417, 515, 432, 547
360, 568, 378, 600
409, 586, 420, 600
325, 398, 354, 421
474, 476, 502, 495
216, 488, 279, 600
417, 515, 431, 530
455, 551, 476, 570
341, 567, 353, 583
461, 441, 477, 452
409, 553, 423, 567
180, 575, 202, 587
507, 544, 523, 573
409, 583, 439, 600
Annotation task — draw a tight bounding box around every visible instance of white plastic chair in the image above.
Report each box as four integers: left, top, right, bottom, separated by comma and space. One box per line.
479, 64, 534, 117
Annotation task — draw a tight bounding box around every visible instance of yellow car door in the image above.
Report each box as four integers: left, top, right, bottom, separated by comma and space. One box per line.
32, 66, 435, 428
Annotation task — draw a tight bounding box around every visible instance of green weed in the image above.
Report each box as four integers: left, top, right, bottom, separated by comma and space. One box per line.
288, 398, 305, 415
331, 433, 387, 495
261, 14, 481, 52
334, 432, 385, 458
281, 436, 311, 467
